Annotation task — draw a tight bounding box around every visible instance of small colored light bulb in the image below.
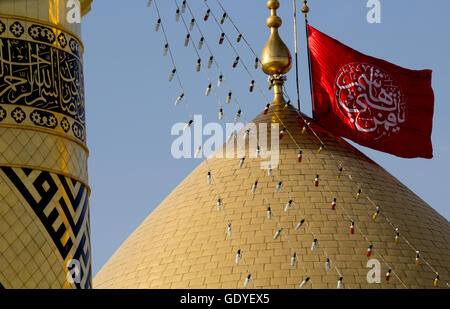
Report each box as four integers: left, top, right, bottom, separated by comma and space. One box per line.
234, 109, 241, 122
174, 93, 184, 106
318, 144, 324, 154
208, 56, 213, 69
219, 32, 225, 44
183, 119, 193, 131
236, 249, 241, 264
189, 18, 195, 31
181, 1, 186, 13
204, 9, 210, 21
273, 228, 282, 240
168, 68, 176, 82
415, 251, 420, 266
205, 83, 212, 96
175, 9, 180, 21
279, 128, 286, 140
275, 181, 282, 193
217, 198, 221, 211
325, 258, 331, 272
385, 269, 391, 282
155, 18, 161, 32
291, 253, 297, 266
297, 150, 303, 163
350, 221, 355, 234
314, 174, 319, 187
254, 57, 259, 69
337, 277, 343, 289
337, 167, 343, 179
163, 43, 168, 56
249, 80, 255, 92
238, 157, 245, 169
434, 273, 439, 287
244, 274, 251, 287
226, 92, 232, 104
251, 180, 258, 194
395, 228, 400, 244
217, 75, 223, 87
221, 13, 227, 24
284, 200, 293, 212
207, 171, 211, 184
355, 189, 361, 200
236, 34, 242, 42
267, 206, 272, 219
311, 239, 317, 251
372, 207, 380, 221
299, 277, 310, 288
366, 244, 373, 257
184, 33, 190, 47
263, 104, 270, 115
301, 124, 307, 135
295, 219, 305, 230
218, 108, 223, 120
198, 37, 204, 50
232, 56, 240, 68
331, 198, 336, 210
196, 58, 201, 72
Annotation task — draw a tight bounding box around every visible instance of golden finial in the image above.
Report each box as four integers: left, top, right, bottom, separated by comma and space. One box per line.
301, 0, 310, 21
261, 0, 292, 105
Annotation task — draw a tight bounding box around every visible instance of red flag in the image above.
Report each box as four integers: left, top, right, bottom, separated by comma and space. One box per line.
308, 25, 434, 158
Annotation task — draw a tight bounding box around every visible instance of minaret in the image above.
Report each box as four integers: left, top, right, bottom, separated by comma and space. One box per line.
0, 0, 93, 288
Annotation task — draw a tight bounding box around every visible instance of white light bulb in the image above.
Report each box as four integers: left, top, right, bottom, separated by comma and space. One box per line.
267, 206, 272, 219
217, 199, 221, 211
273, 228, 282, 240
251, 181, 258, 194
295, 219, 305, 230
311, 239, 317, 251
207, 171, 211, 184
235, 250, 241, 265
337, 277, 343, 289
183, 120, 193, 131
244, 274, 251, 287
290, 253, 296, 266
189, 19, 195, 31
227, 224, 232, 237
275, 181, 282, 193
198, 37, 204, 50
194, 146, 202, 158
174, 93, 184, 106
175, 9, 180, 21
268, 164, 272, 176
205, 83, 211, 96
299, 277, 310, 288
238, 157, 245, 169
325, 258, 330, 272
284, 200, 293, 212
208, 56, 213, 69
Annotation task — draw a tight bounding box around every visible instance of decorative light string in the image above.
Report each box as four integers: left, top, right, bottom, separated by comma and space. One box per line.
213, 0, 446, 287
152, 0, 257, 288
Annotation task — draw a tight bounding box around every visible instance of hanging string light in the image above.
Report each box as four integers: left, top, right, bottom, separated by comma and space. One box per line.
244, 274, 251, 287
355, 188, 362, 200
297, 150, 302, 163
163, 43, 168, 56
311, 239, 317, 251
226, 91, 232, 104
198, 36, 204, 49
284, 200, 293, 212
372, 207, 380, 221
317, 144, 324, 154
267, 206, 272, 219
263, 104, 270, 115
234, 109, 241, 122
299, 277, 310, 288
217, 198, 221, 211
155, 18, 161, 31
290, 253, 297, 266
183, 119, 193, 131
207, 171, 211, 184
208, 56, 214, 68
279, 127, 286, 140
168, 68, 176, 82
301, 123, 308, 135
218, 108, 223, 120
174, 93, 184, 106
268, 164, 272, 176
220, 12, 227, 24
251, 180, 258, 194
415, 251, 420, 266
184, 33, 190, 47
217, 74, 223, 87
314, 174, 319, 187
385, 269, 391, 282
254, 57, 259, 69
337, 167, 343, 179
196, 58, 201, 72
350, 221, 355, 234
205, 83, 212, 96
249, 80, 255, 92
204, 9, 210, 21
175, 8, 180, 21
243, 129, 250, 140
366, 244, 373, 257
273, 228, 283, 240
325, 258, 331, 272
238, 156, 245, 168
275, 181, 282, 193
227, 223, 232, 237
236, 249, 241, 264
219, 32, 225, 44
194, 146, 202, 158
295, 219, 305, 230
434, 273, 439, 287
181, 0, 186, 13
256, 145, 261, 158
331, 198, 336, 210
395, 228, 400, 244
189, 18, 195, 31
232, 56, 240, 68
236, 34, 242, 43
337, 277, 344, 289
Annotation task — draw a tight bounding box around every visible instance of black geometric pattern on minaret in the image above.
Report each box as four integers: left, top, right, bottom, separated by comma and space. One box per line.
0, 167, 92, 289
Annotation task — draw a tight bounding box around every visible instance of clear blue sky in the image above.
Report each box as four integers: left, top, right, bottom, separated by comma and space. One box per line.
82, 0, 450, 275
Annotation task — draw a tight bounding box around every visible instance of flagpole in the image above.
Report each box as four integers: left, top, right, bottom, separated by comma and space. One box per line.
293, 0, 301, 111
302, 1, 315, 120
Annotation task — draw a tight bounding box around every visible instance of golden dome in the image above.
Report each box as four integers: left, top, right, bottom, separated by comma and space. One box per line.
94, 105, 450, 289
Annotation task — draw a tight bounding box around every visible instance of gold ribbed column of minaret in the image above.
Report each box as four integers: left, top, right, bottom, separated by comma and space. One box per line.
0, 0, 93, 289
95, 1, 450, 289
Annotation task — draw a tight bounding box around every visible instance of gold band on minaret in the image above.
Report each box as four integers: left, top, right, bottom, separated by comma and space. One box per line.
261, 0, 292, 105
